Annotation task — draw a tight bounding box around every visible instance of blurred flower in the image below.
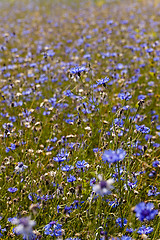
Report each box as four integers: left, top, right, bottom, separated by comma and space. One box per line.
12, 216, 36, 240
102, 149, 126, 164
92, 175, 114, 196
116, 218, 127, 227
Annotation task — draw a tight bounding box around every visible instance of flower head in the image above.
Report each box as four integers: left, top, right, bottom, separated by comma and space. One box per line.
15, 162, 28, 173
134, 202, 158, 222
12, 216, 36, 240
102, 149, 126, 164
92, 175, 114, 196
135, 124, 150, 134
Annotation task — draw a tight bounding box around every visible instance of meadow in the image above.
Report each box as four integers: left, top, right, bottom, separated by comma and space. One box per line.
0, 0, 160, 239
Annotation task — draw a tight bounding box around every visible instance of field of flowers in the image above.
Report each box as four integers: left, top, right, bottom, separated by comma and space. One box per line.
0, 0, 160, 239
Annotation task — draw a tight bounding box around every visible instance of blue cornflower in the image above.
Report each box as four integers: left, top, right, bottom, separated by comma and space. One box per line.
15, 162, 28, 173
138, 94, 146, 100
8, 187, 18, 193
134, 202, 158, 221
148, 186, 160, 196
61, 165, 74, 172
76, 160, 88, 170
137, 225, 153, 235
116, 218, 127, 227
90, 177, 96, 186
96, 77, 109, 86
44, 221, 62, 237
67, 174, 76, 183
102, 149, 126, 164
135, 124, 150, 134
9, 116, 16, 122
69, 66, 88, 76
118, 92, 132, 101
152, 160, 160, 167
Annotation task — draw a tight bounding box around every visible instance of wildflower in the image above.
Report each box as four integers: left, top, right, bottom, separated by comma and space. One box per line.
76, 160, 89, 170
96, 77, 109, 86
67, 174, 76, 183
69, 66, 88, 76
102, 149, 126, 164
118, 92, 132, 101
137, 225, 153, 235
135, 124, 150, 134
116, 218, 127, 227
61, 165, 74, 172
11, 216, 36, 240
92, 175, 114, 196
44, 221, 62, 237
134, 202, 158, 221
15, 162, 28, 173
8, 187, 18, 193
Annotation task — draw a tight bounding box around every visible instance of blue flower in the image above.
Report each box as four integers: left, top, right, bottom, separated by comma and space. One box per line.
44, 221, 62, 237
118, 92, 132, 101
102, 149, 126, 164
96, 77, 109, 86
11, 217, 36, 240
69, 66, 88, 76
76, 160, 88, 170
152, 160, 160, 167
8, 187, 18, 193
135, 124, 150, 134
137, 225, 153, 235
116, 218, 127, 227
134, 202, 158, 221
67, 174, 76, 182
61, 165, 74, 172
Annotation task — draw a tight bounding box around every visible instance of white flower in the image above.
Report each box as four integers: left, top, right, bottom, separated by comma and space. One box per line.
12, 216, 36, 240
92, 175, 114, 196
15, 162, 28, 173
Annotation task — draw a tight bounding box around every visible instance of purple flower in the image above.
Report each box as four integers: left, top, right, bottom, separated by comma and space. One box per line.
102, 149, 126, 164
134, 202, 158, 221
